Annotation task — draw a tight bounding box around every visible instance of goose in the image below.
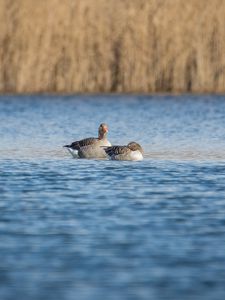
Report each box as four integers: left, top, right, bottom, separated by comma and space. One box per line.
103, 142, 143, 161
64, 123, 111, 158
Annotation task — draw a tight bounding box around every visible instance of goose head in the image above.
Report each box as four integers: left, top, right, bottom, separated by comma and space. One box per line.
127, 142, 143, 153
98, 123, 108, 139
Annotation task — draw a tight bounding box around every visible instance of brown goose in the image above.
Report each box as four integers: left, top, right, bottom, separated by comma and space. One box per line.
64, 123, 111, 158
104, 142, 143, 161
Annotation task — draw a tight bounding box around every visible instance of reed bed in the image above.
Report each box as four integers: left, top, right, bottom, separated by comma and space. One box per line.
0, 0, 225, 93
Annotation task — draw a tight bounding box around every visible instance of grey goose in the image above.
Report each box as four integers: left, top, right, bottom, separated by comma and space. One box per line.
64, 123, 111, 158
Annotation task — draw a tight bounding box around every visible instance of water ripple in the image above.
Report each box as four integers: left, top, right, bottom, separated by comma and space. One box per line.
1, 95, 225, 300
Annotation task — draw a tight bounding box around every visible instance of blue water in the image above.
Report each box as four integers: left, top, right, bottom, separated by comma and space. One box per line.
1, 95, 225, 300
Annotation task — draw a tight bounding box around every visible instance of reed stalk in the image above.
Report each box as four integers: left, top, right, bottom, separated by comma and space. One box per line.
0, 0, 225, 93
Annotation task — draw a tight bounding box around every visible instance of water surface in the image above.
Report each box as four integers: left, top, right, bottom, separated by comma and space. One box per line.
1, 95, 225, 300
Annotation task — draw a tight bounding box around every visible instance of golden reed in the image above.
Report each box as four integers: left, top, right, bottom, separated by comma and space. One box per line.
0, 0, 225, 93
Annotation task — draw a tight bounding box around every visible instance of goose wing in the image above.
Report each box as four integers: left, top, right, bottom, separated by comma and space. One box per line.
64, 137, 98, 150
104, 145, 130, 157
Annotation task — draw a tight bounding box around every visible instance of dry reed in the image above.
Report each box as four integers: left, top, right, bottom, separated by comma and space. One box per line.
0, 0, 225, 93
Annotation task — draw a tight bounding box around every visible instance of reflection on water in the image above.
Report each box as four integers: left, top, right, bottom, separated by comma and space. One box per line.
1, 95, 225, 300
1, 94, 225, 161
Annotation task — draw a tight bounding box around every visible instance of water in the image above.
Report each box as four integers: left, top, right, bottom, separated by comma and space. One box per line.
1, 95, 225, 300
